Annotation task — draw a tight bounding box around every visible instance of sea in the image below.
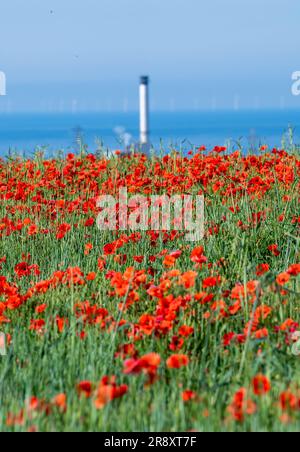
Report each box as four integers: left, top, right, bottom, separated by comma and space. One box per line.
0, 110, 299, 157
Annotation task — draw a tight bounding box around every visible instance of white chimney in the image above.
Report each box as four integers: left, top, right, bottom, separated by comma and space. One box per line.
139, 76, 149, 145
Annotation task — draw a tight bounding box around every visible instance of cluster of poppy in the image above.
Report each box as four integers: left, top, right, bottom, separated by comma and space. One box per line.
0, 149, 299, 239
227, 375, 300, 423
6, 375, 127, 428
0, 148, 299, 430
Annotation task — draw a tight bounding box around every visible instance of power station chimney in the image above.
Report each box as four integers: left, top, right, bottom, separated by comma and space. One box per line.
139, 76, 149, 146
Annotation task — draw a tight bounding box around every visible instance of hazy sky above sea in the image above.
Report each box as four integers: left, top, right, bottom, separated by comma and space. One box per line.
0, 0, 299, 112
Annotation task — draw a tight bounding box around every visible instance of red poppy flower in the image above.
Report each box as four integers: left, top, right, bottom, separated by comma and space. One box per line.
268, 244, 280, 257
56, 223, 71, 240
276, 272, 290, 286
86, 272, 96, 281
52, 393, 67, 412
56, 316, 67, 333
178, 325, 194, 337
166, 354, 189, 369
124, 353, 161, 375
182, 390, 197, 402
202, 276, 220, 289
169, 336, 184, 351
35, 304, 47, 314
77, 381, 93, 398
287, 264, 300, 276
256, 263, 270, 276
163, 255, 176, 268
94, 376, 128, 409
252, 374, 271, 396
190, 246, 206, 264
103, 243, 117, 255
29, 319, 45, 333
227, 388, 256, 422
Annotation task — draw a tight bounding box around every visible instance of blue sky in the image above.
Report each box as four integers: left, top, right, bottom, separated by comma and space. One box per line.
0, 0, 299, 112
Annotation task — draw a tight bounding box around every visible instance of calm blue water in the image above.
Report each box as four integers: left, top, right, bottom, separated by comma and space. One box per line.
0, 110, 299, 156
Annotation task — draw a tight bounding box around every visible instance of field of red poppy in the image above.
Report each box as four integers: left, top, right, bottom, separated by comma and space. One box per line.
0, 146, 299, 432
